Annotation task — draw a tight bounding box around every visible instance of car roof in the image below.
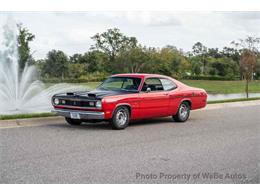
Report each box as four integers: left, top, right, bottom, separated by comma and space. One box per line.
111, 73, 169, 79
110, 73, 187, 89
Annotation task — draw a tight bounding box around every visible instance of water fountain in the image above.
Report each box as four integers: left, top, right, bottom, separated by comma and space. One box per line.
0, 21, 84, 115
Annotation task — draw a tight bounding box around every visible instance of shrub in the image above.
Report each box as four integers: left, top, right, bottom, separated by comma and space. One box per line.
181, 75, 240, 81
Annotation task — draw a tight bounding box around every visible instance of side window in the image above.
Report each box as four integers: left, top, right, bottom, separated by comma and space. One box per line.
141, 78, 164, 91
122, 79, 133, 88
160, 78, 177, 91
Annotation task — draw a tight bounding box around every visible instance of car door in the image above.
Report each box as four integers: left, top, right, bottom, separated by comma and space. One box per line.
139, 77, 170, 118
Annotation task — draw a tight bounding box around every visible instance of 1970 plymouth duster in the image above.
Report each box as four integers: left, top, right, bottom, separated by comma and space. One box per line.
52, 74, 207, 129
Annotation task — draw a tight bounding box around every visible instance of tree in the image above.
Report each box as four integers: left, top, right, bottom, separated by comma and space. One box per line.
207, 48, 222, 58
67, 63, 86, 79
192, 42, 208, 74
231, 36, 260, 52
256, 55, 260, 80
115, 45, 149, 73
222, 47, 241, 78
17, 23, 35, 71
141, 46, 190, 77
208, 57, 238, 78
91, 28, 138, 62
232, 36, 260, 97
69, 53, 82, 64
69, 51, 109, 73
189, 58, 202, 76
83, 51, 109, 72
239, 50, 257, 98
42, 50, 69, 80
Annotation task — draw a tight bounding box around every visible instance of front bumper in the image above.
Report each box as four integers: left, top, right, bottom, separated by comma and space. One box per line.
52, 109, 105, 120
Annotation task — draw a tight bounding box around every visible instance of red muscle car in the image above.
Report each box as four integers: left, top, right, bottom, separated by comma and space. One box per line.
52, 74, 207, 129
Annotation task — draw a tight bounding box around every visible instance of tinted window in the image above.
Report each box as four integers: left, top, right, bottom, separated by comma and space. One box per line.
97, 77, 141, 91
141, 78, 164, 91
160, 78, 177, 91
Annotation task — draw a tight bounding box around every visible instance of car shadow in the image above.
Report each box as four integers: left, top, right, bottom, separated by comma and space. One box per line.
47, 122, 112, 131
130, 117, 174, 127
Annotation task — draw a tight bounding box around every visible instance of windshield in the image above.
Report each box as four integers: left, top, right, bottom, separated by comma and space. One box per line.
97, 77, 142, 92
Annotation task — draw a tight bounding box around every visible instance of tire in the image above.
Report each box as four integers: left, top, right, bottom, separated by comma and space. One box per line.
173, 101, 190, 122
65, 117, 82, 125
110, 106, 130, 130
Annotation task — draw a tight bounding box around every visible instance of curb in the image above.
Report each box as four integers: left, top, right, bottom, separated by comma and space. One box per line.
0, 116, 64, 129
1, 100, 260, 129
205, 99, 260, 110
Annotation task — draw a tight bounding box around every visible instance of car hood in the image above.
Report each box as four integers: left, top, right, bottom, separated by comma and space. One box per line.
53, 89, 138, 100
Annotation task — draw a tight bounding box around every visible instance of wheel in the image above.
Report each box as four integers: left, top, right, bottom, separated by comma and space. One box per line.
110, 106, 130, 130
173, 102, 190, 122
65, 117, 82, 125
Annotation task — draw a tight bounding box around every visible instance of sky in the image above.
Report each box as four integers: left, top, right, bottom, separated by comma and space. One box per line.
0, 11, 259, 59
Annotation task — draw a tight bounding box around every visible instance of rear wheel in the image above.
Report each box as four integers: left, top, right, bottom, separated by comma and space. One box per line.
110, 106, 130, 130
173, 102, 190, 122
65, 117, 82, 125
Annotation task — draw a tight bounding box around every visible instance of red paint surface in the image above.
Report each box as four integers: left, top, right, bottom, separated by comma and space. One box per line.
54, 74, 207, 120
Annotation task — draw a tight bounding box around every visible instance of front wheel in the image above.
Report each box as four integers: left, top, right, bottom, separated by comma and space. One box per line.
110, 106, 130, 130
173, 102, 190, 122
65, 117, 82, 125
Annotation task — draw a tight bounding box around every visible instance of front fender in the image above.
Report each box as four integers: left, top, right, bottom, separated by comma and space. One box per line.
102, 97, 139, 119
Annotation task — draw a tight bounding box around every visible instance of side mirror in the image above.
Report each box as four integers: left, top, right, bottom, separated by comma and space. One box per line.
146, 87, 151, 93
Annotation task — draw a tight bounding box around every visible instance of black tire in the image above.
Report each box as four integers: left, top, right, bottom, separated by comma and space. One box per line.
65, 117, 82, 125
173, 101, 190, 122
110, 106, 130, 130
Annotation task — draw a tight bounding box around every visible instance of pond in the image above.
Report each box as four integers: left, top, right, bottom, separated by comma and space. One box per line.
207, 93, 260, 101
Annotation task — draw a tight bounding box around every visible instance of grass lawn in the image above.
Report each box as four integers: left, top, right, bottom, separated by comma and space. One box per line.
180, 80, 260, 94
75, 80, 260, 94
0, 112, 56, 120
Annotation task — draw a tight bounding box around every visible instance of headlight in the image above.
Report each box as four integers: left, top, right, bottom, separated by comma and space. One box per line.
96, 100, 102, 108
53, 98, 59, 105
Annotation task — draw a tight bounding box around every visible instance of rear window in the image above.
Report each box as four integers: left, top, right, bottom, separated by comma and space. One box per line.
160, 78, 177, 91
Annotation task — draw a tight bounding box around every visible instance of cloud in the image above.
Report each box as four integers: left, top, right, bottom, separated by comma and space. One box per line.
93, 11, 182, 26
0, 11, 259, 59
227, 11, 260, 20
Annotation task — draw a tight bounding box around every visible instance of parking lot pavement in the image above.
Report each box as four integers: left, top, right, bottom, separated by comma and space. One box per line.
0, 105, 259, 183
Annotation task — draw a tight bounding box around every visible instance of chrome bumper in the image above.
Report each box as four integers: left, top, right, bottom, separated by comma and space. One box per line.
52, 109, 105, 120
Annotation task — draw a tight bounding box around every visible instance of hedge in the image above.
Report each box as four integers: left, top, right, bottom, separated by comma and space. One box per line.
181, 75, 240, 81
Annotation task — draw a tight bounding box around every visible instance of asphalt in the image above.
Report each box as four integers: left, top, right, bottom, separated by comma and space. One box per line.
0, 105, 259, 183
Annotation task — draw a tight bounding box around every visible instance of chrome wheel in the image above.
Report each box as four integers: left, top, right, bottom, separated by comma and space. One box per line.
173, 102, 190, 122
179, 104, 189, 120
110, 106, 130, 130
116, 109, 127, 126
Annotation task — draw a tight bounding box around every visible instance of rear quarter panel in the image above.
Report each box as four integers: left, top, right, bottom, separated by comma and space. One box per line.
168, 86, 207, 115
189, 88, 207, 110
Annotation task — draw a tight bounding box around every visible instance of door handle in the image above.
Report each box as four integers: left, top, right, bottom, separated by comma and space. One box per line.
163, 93, 169, 96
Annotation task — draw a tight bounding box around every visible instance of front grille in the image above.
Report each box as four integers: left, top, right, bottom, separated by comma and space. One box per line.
59, 99, 95, 107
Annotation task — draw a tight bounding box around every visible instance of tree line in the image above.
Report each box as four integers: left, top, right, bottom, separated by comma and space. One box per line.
17, 26, 260, 83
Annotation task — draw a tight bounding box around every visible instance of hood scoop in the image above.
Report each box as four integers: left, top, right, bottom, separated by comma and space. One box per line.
66, 92, 75, 96
87, 93, 96, 98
